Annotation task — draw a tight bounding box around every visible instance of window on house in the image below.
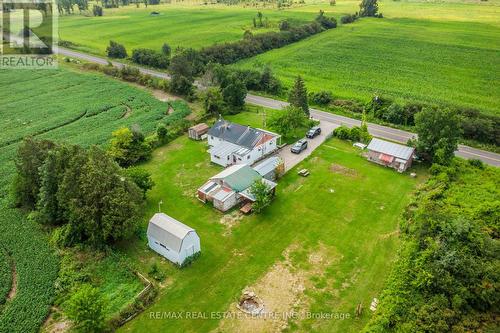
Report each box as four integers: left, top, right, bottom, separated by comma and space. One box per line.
247, 155, 250, 159
211, 136, 214, 139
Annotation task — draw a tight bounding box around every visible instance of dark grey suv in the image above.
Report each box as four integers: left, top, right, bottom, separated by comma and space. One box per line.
291, 139, 308, 154
306, 126, 321, 138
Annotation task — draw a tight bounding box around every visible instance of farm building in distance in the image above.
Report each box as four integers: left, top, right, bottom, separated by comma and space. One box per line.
207, 119, 280, 167
197, 164, 277, 212
366, 138, 415, 172
147, 213, 201, 265
188, 123, 209, 140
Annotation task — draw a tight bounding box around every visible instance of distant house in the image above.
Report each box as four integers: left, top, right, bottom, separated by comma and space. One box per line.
366, 138, 415, 172
147, 213, 201, 265
207, 119, 280, 167
188, 123, 209, 141
197, 164, 277, 212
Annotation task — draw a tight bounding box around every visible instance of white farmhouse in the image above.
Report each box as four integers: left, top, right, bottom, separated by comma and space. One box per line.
207, 119, 280, 167
147, 213, 201, 266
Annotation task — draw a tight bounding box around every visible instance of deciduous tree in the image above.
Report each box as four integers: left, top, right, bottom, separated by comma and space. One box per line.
415, 107, 461, 164
66, 284, 106, 333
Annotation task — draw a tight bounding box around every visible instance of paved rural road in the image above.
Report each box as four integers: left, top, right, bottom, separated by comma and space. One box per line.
56, 47, 500, 167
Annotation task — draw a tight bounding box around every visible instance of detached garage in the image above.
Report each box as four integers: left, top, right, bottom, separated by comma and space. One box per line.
147, 213, 201, 266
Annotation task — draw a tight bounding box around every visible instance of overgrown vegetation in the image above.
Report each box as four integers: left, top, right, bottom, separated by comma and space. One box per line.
364, 160, 500, 332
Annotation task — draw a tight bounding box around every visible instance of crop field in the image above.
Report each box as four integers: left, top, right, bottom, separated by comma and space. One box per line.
58, 4, 328, 55
235, 0, 500, 115
0, 67, 190, 332
116, 132, 424, 332
0, 247, 12, 307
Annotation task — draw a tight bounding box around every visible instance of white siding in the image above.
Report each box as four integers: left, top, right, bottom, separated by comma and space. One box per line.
214, 191, 237, 211
148, 236, 181, 265
148, 231, 201, 265
179, 232, 201, 263
211, 151, 231, 167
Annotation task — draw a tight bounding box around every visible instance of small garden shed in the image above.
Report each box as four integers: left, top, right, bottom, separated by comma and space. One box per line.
188, 123, 209, 140
147, 213, 201, 265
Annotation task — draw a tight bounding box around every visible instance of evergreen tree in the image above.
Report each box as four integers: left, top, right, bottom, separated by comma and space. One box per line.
359, 0, 379, 17
222, 79, 247, 110
288, 76, 309, 116
161, 43, 171, 57
13, 137, 55, 208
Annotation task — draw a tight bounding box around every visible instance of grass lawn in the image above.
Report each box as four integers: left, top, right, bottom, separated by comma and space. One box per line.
118, 132, 425, 332
235, 0, 500, 115
58, 3, 324, 55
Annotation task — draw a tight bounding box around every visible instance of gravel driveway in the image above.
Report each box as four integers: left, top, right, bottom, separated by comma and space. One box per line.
277, 121, 338, 172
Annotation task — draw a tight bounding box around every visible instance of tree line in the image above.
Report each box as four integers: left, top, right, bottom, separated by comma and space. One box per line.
12, 138, 150, 248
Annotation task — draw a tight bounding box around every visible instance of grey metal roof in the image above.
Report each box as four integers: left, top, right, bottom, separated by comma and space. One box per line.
208, 120, 277, 149
212, 188, 235, 202
253, 156, 281, 176
209, 141, 240, 157
367, 138, 415, 160
147, 213, 195, 252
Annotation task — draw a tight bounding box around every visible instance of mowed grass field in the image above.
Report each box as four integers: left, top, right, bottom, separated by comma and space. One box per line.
236, 0, 500, 115
0, 67, 187, 332
118, 133, 424, 332
58, 4, 324, 54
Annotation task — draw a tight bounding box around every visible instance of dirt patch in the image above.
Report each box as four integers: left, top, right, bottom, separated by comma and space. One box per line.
237, 291, 265, 315
215, 243, 338, 333
220, 211, 244, 236
166, 105, 174, 115
330, 163, 358, 177
41, 308, 71, 333
379, 230, 399, 239
7, 260, 17, 301
121, 105, 132, 119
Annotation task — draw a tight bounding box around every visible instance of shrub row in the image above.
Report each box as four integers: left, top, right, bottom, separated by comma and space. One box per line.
82, 62, 170, 93
340, 13, 359, 24
200, 18, 335, 65
131, 48, 169, 69
333, 124, 372, 143
365, 95, 500, 145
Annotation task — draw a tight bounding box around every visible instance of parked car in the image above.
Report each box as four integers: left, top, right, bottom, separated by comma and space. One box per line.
306, 126, 321, 138
291, 139, 308, 154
